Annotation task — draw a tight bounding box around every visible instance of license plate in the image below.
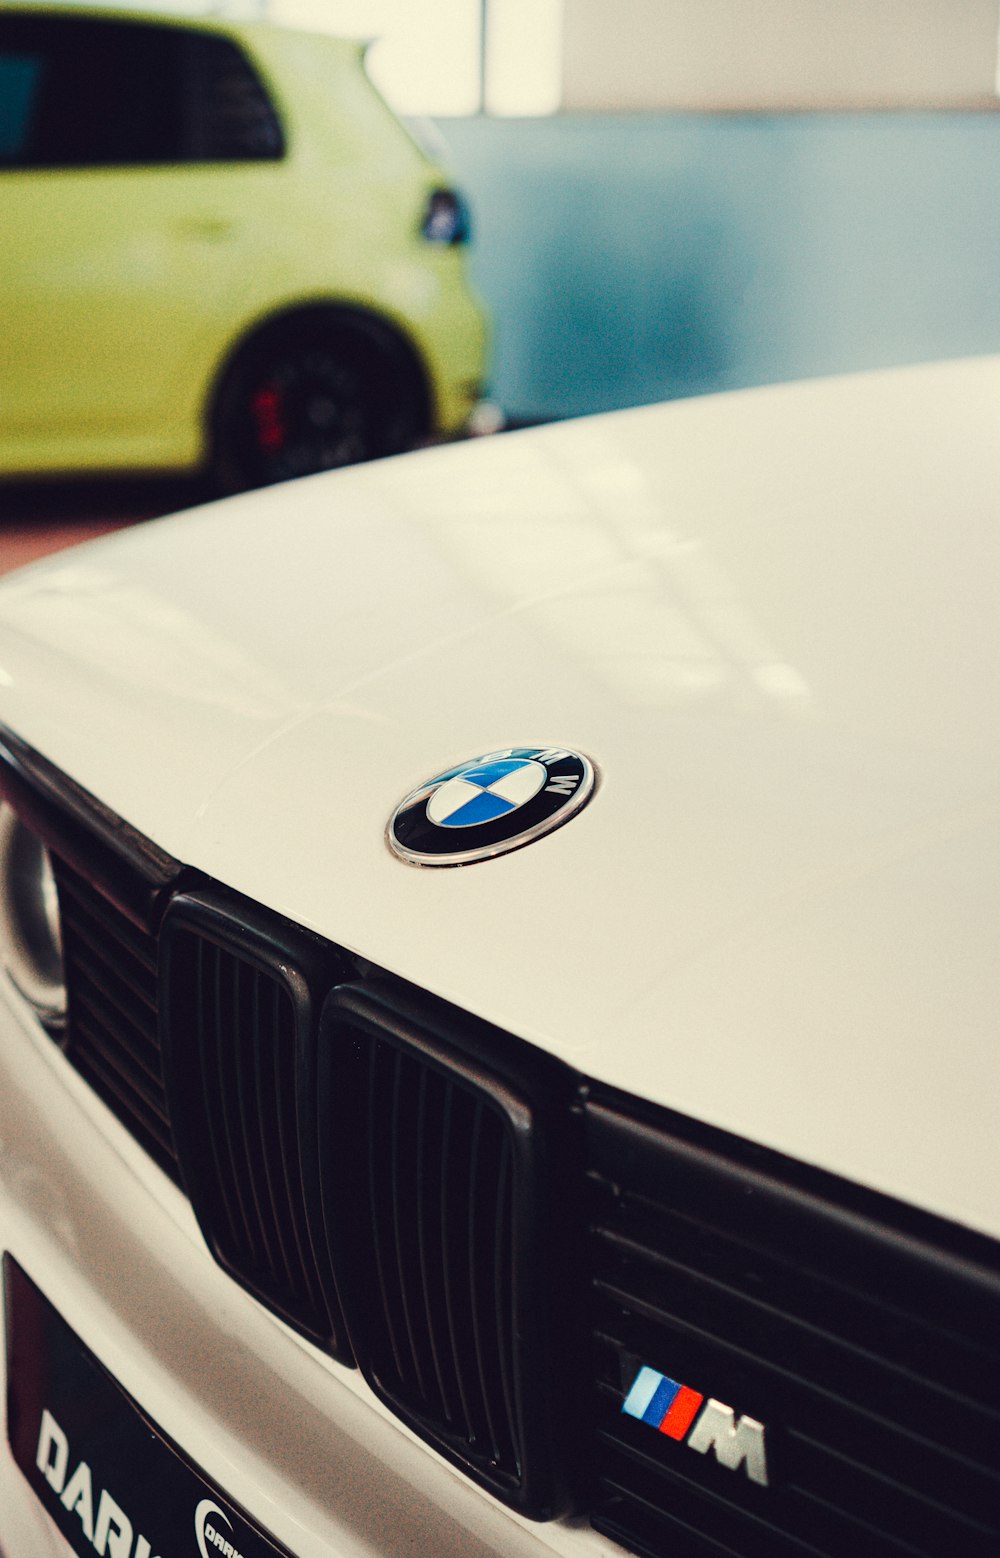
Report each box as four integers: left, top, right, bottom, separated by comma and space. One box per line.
4, 1255, 292, 1558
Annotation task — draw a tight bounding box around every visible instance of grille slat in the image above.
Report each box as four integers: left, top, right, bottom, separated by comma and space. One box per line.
232, 956, 279, 1279
470, 1101, 500, 1461
594, 1222, 1000, 1426
210, 941, 263, 1270
62, 921, 157, 1012
596, 1431, 944, 1558
368, 1040, 408, 1385
71, 1037, 175, 1159
596, 1441, 830, 1558
467, 1101, 494, 1458
785, 1431, 999, 1548
414, 1067, 459, 1429
593, 1273, 1000, 1484
253, 963, 320, 1310
594, 1208, 1000, 1415
596, 1377, 994, 1554
253, 975, 297, 1299
165, 924, 333, 1344
391, 1048, 434, 1406
73, 982, 163, 1083
439, 1079, 476, 1444
56, 870, 158, 978
785, 1485, 952, 1558
258, 967, 325, 1320
467, 1101, 517, 1470
72, 1005, 170, 1120
597, 1365, 997, 1518
493, 1141, 518, 1467
52, 857, 179, 1182
324, 995, 541, 1506
247, 971, 288, 1288
272, 975, 324, 1316
191, 939, 242, 1255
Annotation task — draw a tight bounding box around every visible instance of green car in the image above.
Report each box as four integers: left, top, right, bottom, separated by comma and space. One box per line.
0, 5, 489, 488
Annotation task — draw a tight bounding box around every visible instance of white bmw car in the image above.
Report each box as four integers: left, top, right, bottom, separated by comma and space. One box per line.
0, 359, 998, 1558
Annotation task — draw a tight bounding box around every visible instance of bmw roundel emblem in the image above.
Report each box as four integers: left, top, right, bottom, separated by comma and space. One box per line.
388, 747, 596, 866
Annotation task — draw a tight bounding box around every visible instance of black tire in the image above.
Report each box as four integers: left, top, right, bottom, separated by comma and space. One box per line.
209, 313, 427, 492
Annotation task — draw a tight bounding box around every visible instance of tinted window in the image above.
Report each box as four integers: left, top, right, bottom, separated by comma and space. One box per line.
183, 33, 285, 161
0, 54, 41, 161
0, 13, 284, 169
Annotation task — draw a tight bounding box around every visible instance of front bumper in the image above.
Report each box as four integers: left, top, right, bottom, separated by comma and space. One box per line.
0, 978, 605, 1558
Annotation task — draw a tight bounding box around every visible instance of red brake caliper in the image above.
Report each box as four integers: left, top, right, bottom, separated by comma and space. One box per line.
251, 386, 286, 451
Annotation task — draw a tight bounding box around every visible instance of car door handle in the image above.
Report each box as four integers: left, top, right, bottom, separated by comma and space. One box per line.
175, 216, 237, 242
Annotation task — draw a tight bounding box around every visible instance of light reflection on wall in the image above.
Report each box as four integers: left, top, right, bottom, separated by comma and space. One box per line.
274, 0, 564, 117
281, 0, 482, 116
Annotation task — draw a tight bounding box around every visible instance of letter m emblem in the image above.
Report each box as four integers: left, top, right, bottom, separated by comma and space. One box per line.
686, 1398, 769, 1486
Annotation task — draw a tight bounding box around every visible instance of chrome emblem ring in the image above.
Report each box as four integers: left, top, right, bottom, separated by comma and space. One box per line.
388, 746, 595, 866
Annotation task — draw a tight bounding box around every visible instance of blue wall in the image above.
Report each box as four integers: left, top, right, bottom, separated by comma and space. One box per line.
436, 113, 1000, 422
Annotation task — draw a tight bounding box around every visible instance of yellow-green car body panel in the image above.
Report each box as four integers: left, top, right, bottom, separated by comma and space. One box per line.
0, 6, 488, 481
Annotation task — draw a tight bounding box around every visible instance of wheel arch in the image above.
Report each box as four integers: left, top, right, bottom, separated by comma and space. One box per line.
205, 298, 435, 475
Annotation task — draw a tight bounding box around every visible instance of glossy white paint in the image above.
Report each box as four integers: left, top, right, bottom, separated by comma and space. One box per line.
0, 357, 998, 1243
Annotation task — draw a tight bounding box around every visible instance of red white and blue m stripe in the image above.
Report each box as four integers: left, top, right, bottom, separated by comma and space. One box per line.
621, 1365, 705, 1440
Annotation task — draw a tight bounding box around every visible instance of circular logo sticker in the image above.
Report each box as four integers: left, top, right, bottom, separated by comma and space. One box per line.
388, 747, 595, 866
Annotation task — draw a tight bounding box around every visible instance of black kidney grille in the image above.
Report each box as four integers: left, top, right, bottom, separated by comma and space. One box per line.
53, 857, 179, 1184
335, 1028, 522, 1487
167, 929, 328, 1342
585, 1103, 1000, 1558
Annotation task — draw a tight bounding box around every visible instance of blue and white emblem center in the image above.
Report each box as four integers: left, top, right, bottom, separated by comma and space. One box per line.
388, 745, 595, 866
426, 758, 546, 828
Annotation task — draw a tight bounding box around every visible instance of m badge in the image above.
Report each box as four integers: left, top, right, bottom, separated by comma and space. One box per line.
622, 1365, 769, 1487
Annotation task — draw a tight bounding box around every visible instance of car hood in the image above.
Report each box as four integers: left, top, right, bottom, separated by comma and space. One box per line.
1, 357, 998, 1239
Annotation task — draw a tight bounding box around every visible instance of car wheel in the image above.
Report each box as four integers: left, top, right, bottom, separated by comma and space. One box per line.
210, 317, 423, 492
